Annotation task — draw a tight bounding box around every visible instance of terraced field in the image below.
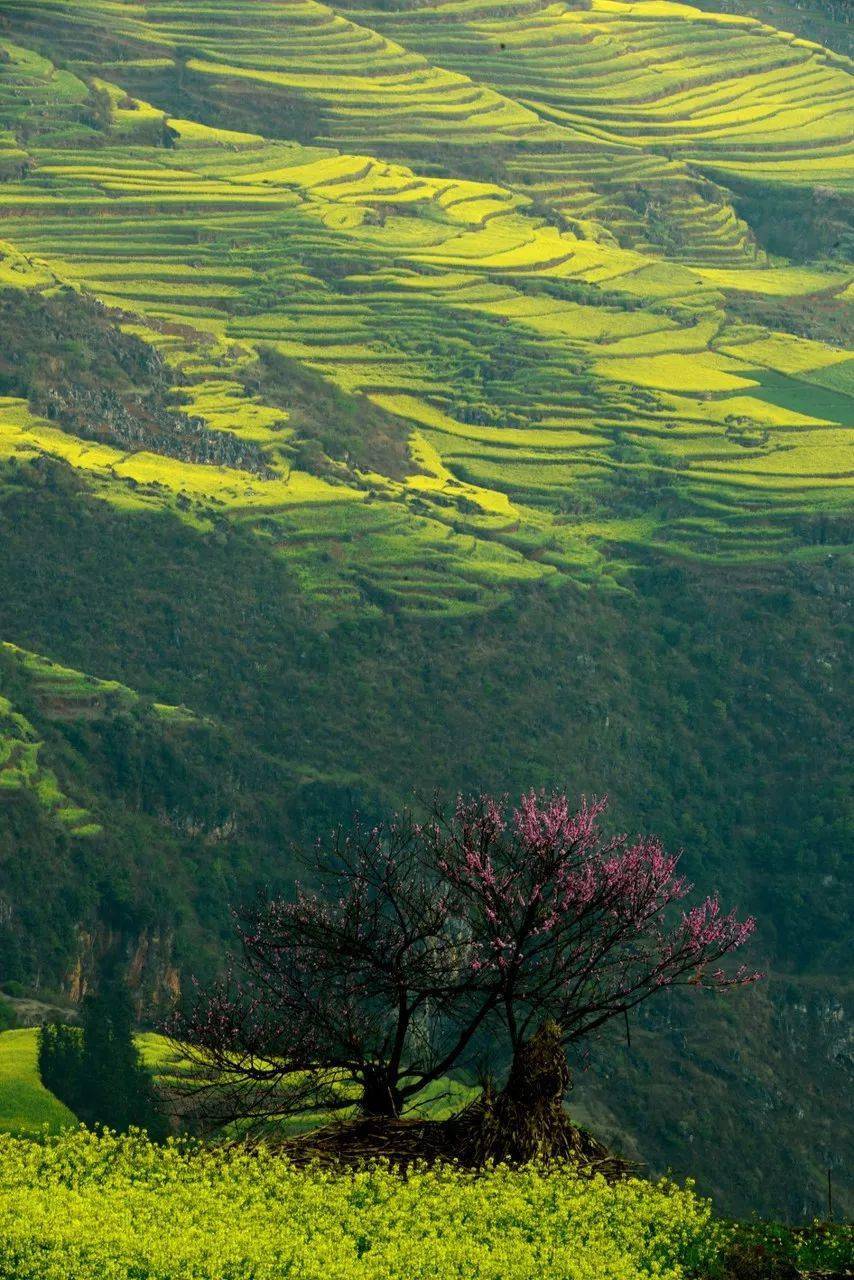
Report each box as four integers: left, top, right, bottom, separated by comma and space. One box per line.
0, 639, 206, 838
0, 678, 100, 840
0, 7, 850, 616
349, 0, 853, 203
9, 0, 851, 261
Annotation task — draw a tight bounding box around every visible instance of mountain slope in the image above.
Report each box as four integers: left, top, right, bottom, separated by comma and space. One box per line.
0, 0, 850, 1218
0, 50, 849, 600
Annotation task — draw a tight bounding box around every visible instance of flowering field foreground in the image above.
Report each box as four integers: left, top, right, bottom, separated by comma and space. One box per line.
0, 1129, 721, 1280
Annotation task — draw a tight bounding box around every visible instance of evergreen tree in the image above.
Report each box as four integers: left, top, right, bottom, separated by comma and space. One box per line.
37, 1022, 84, 1112
38, 956, 167, 1138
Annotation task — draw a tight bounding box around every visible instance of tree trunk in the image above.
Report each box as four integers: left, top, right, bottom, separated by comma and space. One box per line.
359, 1065, 403, 1118
476, 1021, 571, 1162
448, 1020, 610, 1166
283, 1027, 624, 1175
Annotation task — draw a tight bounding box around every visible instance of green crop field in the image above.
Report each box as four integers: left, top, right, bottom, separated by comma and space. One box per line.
0, 1026, 479, 1137
0, 1128, 722, 1280
0, 0, 850, 1227
0, 1, 849, 617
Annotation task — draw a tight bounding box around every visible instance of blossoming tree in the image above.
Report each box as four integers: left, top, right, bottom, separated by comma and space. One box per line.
426, 792, 759, 1057
420, 792, 760, 1159
172, 792, 759, 1149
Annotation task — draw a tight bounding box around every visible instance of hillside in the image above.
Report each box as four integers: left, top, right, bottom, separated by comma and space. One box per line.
0, 1028, 75, 1134
0, 0, 850, 1219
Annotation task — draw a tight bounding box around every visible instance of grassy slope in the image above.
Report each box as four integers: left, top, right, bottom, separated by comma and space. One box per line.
0, 1029, 74, 1134
0, 0, 849, 1220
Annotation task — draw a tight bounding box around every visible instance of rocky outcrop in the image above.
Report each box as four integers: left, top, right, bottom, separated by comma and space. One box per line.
65, 926, 180, 1018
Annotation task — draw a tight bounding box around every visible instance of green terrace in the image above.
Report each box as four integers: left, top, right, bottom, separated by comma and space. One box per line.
4, 0, 847, 263
0, 640, 209, 840
0, 17, 849, 615
0, 690, 99, 839
343, 0, 853, 248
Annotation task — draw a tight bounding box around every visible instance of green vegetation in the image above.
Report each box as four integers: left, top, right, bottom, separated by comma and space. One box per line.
0, 1026, 478, 1136
0, 1118, 849, 1277
38, 962, 165, 1137
0, 289, 271, 472
0, 682, 99, 838
0, 1124, 850, 1278
0, 0, 849, 1222
0, 466, 850, 1215
690, 0, 851, 59
724, 1219, 854, 1275
1, 1029, 852, 1278
0, 15, 849, 605
0, 1128, 722, 1280
0, 1030, 74, 1136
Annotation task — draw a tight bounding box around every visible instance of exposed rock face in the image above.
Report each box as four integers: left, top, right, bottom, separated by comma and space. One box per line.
0, 289, 273, 474
65, 926, 180, 1017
